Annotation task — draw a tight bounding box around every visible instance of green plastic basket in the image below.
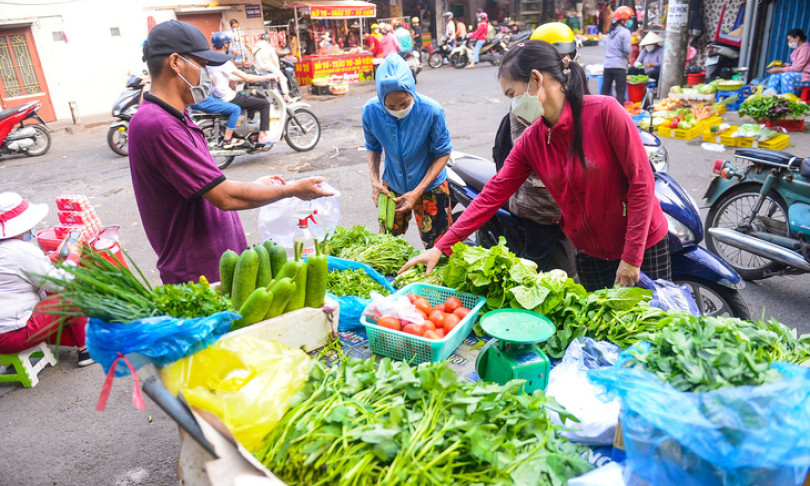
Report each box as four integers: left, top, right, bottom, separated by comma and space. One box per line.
361, 283, 486, 363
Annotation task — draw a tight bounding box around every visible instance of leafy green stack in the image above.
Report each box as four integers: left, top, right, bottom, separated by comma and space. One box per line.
325, 226, 417, 275
326, 268, 391, 298
622, 314, 810, 392
255, 355, 593, 485
392, 263, 447, 289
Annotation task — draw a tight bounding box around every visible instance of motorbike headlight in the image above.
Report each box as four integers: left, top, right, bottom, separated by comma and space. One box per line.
665, 213, 696, 245
645, 144, 669, 173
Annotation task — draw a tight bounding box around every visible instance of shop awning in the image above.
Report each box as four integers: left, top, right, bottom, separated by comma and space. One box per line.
285, 0, 376, 19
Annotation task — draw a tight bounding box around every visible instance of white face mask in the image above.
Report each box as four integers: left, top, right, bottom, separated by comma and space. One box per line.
789, 42, 799, 49
510, 77, 544, 124
645, 45, 657, 52
177, 56, 212, 105
386, 100, 414, 119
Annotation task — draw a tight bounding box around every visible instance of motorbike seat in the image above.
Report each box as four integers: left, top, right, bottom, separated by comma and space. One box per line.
0, 106, 18, 122
452, 156, 496, 193
735, 148, 798, 167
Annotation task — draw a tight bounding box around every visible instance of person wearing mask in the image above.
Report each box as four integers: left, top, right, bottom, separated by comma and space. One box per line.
466, 12, 489, 68
394, 21, 413, 55
601, 6, 633, 105
363, 54, 453, 249
371, 23, 383, 40
0, 192, 94, 367
379, 24, 402, 57
411, 17, 424, 51
443, 12, 457, 47
401, 41, 670, 291
366, 26, 383, 57
629, 31, 664, 82
251, 34, 293, 103
767, 28, 810, 94
455, 17, 467, 44
208, 32, 280, 145
130, 20, 332, 284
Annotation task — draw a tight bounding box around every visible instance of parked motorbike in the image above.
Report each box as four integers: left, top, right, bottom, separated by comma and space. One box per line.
192, 79, 321, 169
447, 130, 750, 319
427, 35, 455, 69
0, 101, 52, 158
449, 35, 508, 69
704, 148, 810, 282
107, 74, 145, 156
705, 42, 739, 82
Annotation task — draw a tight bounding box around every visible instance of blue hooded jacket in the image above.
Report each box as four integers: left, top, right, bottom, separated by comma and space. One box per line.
362, 54, 452, 195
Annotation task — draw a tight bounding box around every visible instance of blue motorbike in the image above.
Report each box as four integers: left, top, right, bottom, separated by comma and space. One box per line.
447, 130, 750, 319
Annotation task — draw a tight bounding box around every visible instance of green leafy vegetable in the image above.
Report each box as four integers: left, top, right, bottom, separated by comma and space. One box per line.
151, 277, 234, 319
326, 269, 391, 298
738, 95, 810, 121
392, 263, 447, 288
326, 226, 417, 275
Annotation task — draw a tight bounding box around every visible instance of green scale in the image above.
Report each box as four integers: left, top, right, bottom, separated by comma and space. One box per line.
474, 309, 555, 393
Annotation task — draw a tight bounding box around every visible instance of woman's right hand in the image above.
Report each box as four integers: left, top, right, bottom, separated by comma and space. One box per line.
399, 247, 444, 276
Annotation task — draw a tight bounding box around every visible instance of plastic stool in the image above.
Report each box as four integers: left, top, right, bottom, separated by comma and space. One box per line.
716, 86, 750, 111
0, 342, 58, 388
795, 82, 810, 102
585, 25, 597, 36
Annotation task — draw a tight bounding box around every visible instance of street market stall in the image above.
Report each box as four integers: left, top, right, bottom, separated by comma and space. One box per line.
286, 0, 377, 86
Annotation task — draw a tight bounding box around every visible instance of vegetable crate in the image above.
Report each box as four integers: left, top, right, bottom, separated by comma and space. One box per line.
361, 283, 485, 364
735, 134, 790, 150
702, 125, 739, 146
658, 123, 703, 140
698, 116, 722, 129
763, 119, 805, 132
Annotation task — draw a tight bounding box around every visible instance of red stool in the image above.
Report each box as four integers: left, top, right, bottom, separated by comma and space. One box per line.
800, 87, 810, 103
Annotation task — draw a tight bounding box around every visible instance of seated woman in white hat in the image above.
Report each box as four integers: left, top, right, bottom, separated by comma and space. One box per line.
0, 192, 94, 367
630, 31, 664, 82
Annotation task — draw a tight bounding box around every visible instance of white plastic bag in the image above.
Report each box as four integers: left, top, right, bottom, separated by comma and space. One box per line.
569, 462, 627, 486
545, 338, 621, 445
258, 181, 340, 248
362, 292, 424, 325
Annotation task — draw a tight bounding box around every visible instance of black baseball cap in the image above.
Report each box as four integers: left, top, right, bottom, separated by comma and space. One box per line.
142, 20, 231, 65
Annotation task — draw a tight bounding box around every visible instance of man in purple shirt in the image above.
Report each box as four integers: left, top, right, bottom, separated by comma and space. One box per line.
130, 20, 331, 284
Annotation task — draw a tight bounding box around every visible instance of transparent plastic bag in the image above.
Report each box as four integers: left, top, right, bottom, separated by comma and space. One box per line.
326, 257, 396, 331
363, 291, 423, 325
637, 273, 700, 316
86, 311, 239, 377
546, 338, 621, 445
257, 181, 341, 248
161, 335, 311, 452
588, 362, 810, 486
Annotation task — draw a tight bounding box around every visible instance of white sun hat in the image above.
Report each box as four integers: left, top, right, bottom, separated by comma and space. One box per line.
0, 192, 49, 239
639, 31, 663, 47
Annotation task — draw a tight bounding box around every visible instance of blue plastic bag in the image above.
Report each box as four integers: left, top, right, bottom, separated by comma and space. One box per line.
637, 272, 700, 316
86, 311, 239, 377
588, 362, 810, 486
326, 257, 395, 331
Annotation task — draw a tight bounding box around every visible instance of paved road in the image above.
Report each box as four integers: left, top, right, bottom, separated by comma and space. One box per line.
1, 46, 809, 485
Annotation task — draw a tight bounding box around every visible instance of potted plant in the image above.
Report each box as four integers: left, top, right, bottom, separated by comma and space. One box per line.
738, 95, 810, 131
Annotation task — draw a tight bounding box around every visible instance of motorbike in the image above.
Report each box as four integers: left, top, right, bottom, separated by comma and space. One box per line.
447, 130, 750, 319
192, 79, 321, 170
107, 74, 145, 156
427, 35, 456, 69
704, 148, 810, 282
449, 35, 508, 69
279, 58, 303, 99
403, 50, 422, 83
0, 101, 52, 158
705, 42, 739, 82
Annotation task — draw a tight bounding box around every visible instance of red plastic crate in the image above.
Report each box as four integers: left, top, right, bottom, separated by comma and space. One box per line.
763, 119, 805, 132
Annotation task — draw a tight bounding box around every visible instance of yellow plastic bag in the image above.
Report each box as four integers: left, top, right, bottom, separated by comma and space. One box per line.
161, 335, 311, 452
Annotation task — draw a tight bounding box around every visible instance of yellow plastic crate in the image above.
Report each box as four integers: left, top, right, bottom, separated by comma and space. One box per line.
658, 123, 702, 140
712, 104, 727, 116
702, 125, 738, 146
699, 116, 723, 129
735, 134, 790, 150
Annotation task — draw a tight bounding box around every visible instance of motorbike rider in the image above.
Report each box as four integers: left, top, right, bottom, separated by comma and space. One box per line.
443, 12, 456, 47
394, 20, 413, 55
189, 96, 245, 149
130, 20, 332, 284
380, 24, 402, 58
466, 12, 489, 68
251, 33, 293, 103
208, 32, 279, 145
401, 41, 670, 291
363, 54, 453, 249
410, 17, 424, 51
601, 6, 633, 105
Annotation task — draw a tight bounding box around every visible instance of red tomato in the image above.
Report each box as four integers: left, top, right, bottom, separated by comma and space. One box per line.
453, 307, 470, 319
428, 309, 445, 327
423, 330, 442, 340
378, 316, 401, 331
414, 298, 431, 315
402, 323, 426, 336
433, 303, 446, 313
423, 320, 436, 332
444, 297, 462, 313
443, 313, 461, 333
435, 328, 446, 338
407, 293, 418, 304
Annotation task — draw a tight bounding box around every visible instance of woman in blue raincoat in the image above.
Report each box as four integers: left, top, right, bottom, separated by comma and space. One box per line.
362, 54, 453, 248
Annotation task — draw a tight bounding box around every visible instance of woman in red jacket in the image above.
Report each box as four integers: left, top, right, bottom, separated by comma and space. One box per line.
401, 41, 670, 291
466, 12, 489, 68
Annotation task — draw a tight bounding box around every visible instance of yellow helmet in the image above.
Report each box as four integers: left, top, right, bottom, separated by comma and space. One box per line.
530, 22, 577, 56
371, 23, 379, 29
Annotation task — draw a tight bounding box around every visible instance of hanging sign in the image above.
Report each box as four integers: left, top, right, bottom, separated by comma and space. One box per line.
309, 5, 376, 18
666, 1, 688, 33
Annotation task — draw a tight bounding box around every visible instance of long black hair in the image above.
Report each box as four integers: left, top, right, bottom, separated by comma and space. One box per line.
788, 28, 807, 42
498, 40, 586, 166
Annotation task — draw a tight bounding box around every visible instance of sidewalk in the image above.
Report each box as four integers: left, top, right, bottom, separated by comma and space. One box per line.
48, 112, 112, 135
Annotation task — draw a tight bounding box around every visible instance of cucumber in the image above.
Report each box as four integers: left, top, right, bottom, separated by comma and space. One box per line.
218, 250, 239, 298
232, 248, 259, 310
267, 244, 288, 279
253, 244, 273, 288
378, 193, 387, 226
304, 240, 327, 308
265, 278, 296, 319
231, 288, 274, 330
386, 196, 396, 231
284, 242, 307, 312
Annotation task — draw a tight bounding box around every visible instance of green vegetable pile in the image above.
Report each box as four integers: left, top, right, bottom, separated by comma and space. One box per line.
622, 314, 810, 392
626, 74, 649, 84
255, 354, 593, 485
738, 95, 810, 121
392, 263, 447, 289
152, 277, 233, 319
326, 226, 417, 275
327, 269, 391, 298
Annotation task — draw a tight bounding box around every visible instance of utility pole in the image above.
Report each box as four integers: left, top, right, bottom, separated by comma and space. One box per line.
659, 0, 689, 96
541, 0, 555, 24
